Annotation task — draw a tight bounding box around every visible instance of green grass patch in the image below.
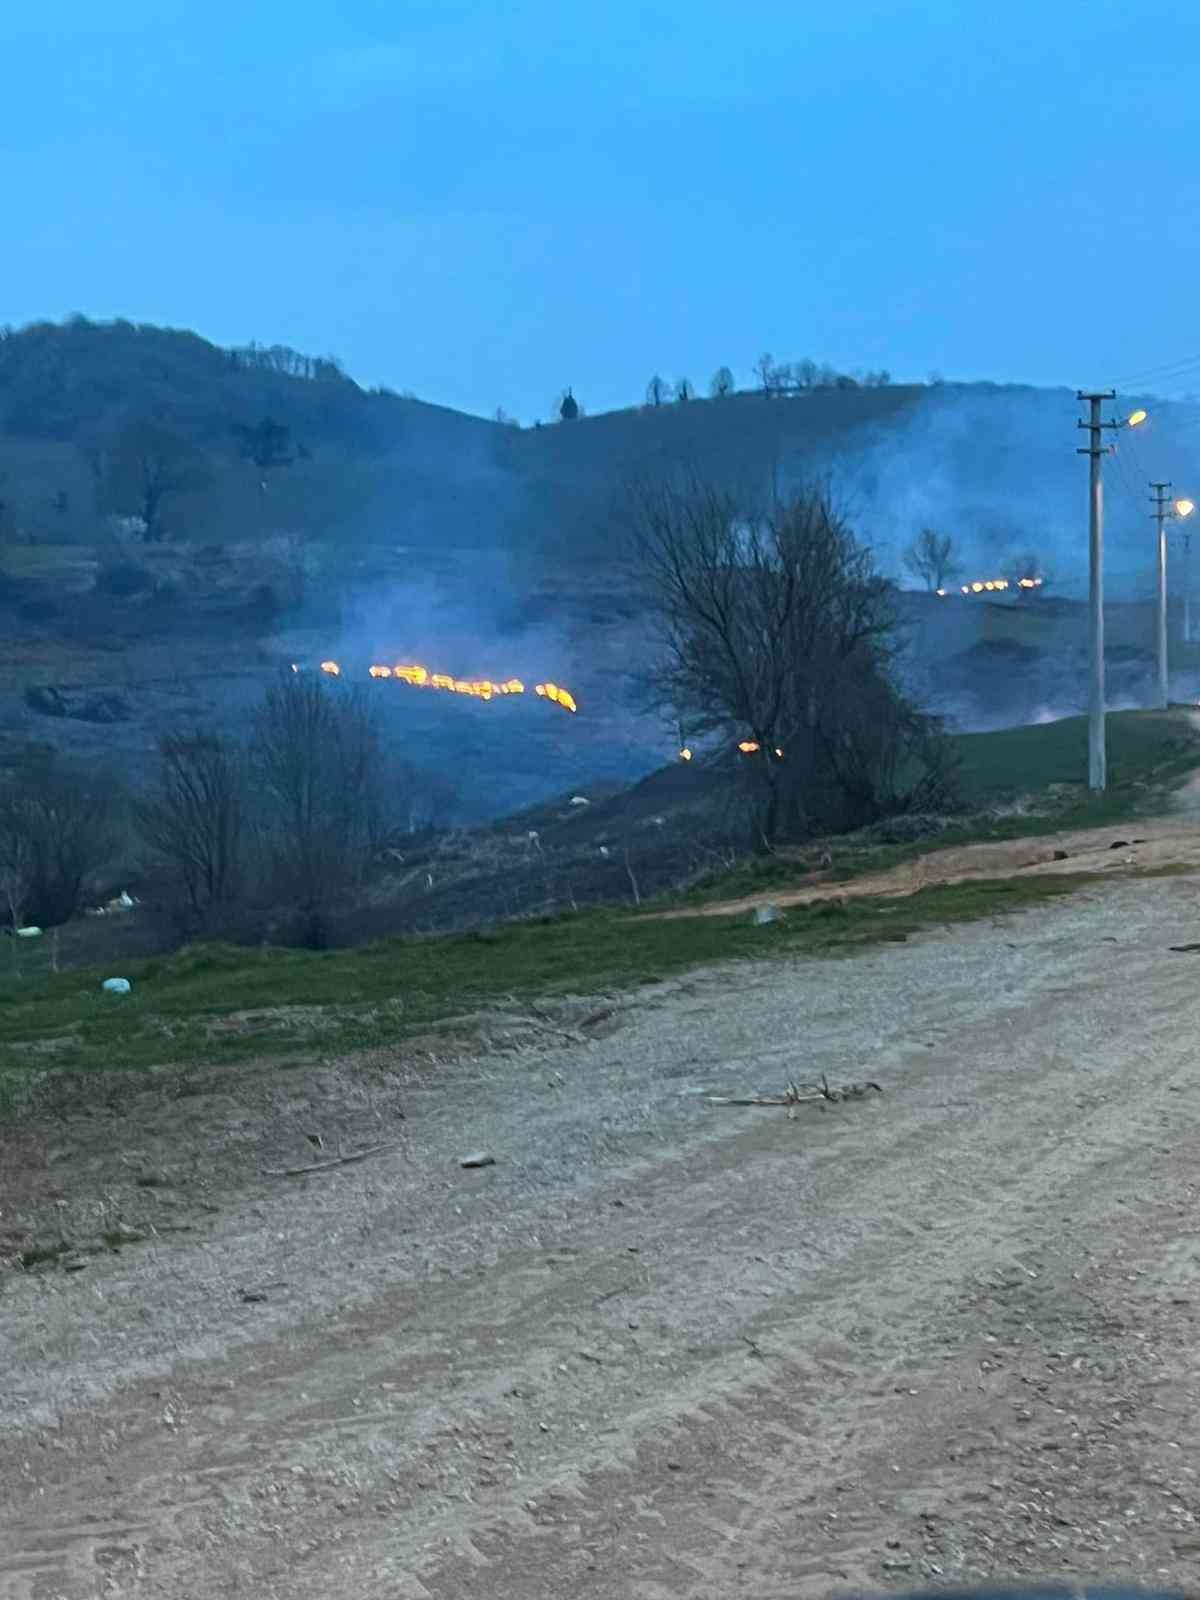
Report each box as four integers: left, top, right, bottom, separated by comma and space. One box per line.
950, 708, 1197, 809
0, 872, 1098, 1111
2, 711, 1195, 1117
681, 709, 1200, 908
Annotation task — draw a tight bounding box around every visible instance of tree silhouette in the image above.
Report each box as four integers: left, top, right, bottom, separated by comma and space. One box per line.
902, 528, 961, 591
231, 416, 293, 473
646, 375, 668, 407
99, 421, 211, 543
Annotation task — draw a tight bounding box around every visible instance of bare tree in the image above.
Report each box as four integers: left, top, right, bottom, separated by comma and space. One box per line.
0, 748, 120, 925
792, 358, 818, 390
97, 421, 212, 543
0, 825, 34, 933
753, 352, 778, 395
709, 366, 735, 399
903, 528, 961, 591
629, 476, 949, 845
674, 377, 694, 403
646, 374, 668, 407
250, 673, 389, 941
136, 732, 245, 918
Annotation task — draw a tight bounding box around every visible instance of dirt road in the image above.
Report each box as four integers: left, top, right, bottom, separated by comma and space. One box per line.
5, 869, 1200, 1598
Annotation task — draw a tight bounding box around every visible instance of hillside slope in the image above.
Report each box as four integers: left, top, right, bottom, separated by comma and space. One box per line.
1, 317, 1197, 819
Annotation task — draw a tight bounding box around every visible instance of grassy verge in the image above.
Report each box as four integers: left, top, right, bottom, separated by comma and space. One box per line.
2, 708, 1197, 1117
680, 709, 1200, 908
0, 872, 1099, 1112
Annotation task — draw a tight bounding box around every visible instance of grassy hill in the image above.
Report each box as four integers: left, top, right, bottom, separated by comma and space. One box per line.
0, 318, 502, 552
0, 315, 1194, 828
0, 317, 1070, 566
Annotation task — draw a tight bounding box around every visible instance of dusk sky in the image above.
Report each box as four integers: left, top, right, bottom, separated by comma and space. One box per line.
6, 0, 1200, 419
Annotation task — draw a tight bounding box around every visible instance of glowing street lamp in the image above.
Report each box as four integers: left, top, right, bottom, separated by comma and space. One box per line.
1151, 482, 1196, 708
1127, 408, 1148, 428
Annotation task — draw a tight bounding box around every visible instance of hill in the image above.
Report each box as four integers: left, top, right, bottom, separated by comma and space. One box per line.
1, 316, 1198, 830
0, 315, 1189, 582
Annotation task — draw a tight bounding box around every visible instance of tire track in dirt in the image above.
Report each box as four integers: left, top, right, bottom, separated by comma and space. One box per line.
8, 1051, 1196, 1599
5, 876, 1200, 1596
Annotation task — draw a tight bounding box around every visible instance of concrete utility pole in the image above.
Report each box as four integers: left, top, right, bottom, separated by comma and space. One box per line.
1077, 392, 1121, 792
1186, 529, 1193, 645
1151, 481, 1173, 710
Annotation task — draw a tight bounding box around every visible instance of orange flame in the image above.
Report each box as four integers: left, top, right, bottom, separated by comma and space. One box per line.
536, 682, 577, 714
955, 576, 1042, 595
363, 662, 574, 711
738, 740, 760, 754
306, 658, 576, 711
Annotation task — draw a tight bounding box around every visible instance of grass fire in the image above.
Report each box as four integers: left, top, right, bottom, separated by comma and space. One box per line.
301, 659, 578, 712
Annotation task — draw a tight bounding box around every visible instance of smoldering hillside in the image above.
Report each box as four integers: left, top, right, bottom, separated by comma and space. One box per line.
2, 319, 1197, 822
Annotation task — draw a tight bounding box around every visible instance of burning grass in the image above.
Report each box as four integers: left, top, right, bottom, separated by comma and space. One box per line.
316, 658, 577, 712
0, 871, 1100, 1113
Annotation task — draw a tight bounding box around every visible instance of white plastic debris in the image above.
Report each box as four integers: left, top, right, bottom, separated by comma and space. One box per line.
101, 977, 132, 995
16, 926, 42, 938
751, 903, 781, 926
569, 795, 590, 807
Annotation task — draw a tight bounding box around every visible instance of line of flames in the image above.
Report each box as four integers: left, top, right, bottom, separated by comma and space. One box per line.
679, 741, 784, 760
935, 577, 1044, 596
307, 660, 577, 713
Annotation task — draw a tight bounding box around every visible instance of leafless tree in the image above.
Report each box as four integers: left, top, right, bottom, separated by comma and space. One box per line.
629, 476, 951, 845
709, 366, 735, 399
753, 352, 777, 395
646, 374, 668, 407
0, 825, 34, 933
792, 358, 819, 390
0, 748, 121, 925
903, 528, 961, 591
674, 377, 694, 403
250, 673, 390, 940
97, 421, 212, 543
136, 732, 245, 917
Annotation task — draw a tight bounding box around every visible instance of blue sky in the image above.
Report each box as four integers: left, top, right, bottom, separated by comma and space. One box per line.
5, 0, 1200, 419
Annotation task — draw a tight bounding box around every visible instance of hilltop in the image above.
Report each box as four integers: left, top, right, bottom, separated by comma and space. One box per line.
0, 316, 1195, 830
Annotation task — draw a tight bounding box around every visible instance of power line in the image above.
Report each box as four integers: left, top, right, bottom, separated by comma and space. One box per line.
1109, 436, 1145, 509
1113, 350, 1200, 386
